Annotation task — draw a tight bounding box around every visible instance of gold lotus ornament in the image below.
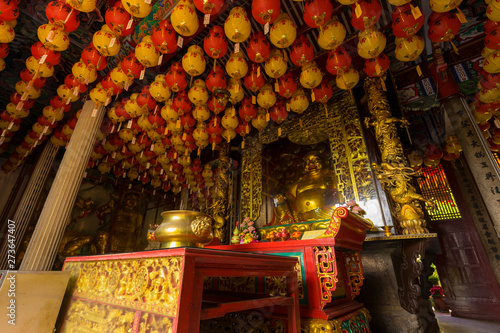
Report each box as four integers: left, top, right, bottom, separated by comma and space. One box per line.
135, 36, 160, 68
171, 1, 199, 37
121, 0, 152, 18
37, 24, 69, 51
300, 61, 322, 89
289, 88, 309, 114
224, 6, 251, 43
336, 66, 359, 90
318, 19, 346, 50
182, 45, 206, 77
264, 49, 287, 79
270, 13, 296, 49
357, 28, 386, 59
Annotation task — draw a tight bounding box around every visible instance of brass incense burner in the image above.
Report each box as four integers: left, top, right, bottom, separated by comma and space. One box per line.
155, 210, 214, 248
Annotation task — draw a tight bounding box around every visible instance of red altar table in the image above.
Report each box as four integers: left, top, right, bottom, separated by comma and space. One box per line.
58, 248, 300, 333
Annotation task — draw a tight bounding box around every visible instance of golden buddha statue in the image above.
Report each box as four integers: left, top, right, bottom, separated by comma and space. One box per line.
275, 152, 340, 223
108, 192, 144, 253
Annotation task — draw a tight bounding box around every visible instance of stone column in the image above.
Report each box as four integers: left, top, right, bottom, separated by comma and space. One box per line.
443, 97, 500, 237
20, 101, 105, 271
0, 141, 59, 269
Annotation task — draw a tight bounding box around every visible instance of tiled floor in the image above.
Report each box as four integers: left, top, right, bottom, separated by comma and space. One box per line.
436, 312, 500, 333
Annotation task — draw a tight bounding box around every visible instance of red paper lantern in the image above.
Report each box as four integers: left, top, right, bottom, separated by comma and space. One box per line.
480, 72, 500, 90
20, 68, 47, 88
0, 43, 8, 58
277, 72, 297, 98
247, 32, 271, 63
244, 63, 265, 93
363, 53, 390, 77
205, 65, 227, 92
0, 0, 18, 22
165, 62, 188, 92
303, 0, 333, 28
120, 51, 144, 78
173, 91, 192, 115
148, 111, 165, 128
326, 46, 351, 75
239, 97, 257, 121
46, 1, 80, 32
81, 46, 107, 71
10, 93, 34, 109
50, 96, 71, 112
485, 25, 500, 50
207, 116, 223, 137
105, 2, 134, 36
102, 75, 122, 95
31, 42, 61, 66
193, 0, 224, 15
392, 4, 424, 38
485, 20, 499, 34
252, 0, 281, 25
236, 121, 251, 137
313, 78, 333, 104
151, 20, 178, 54
208, 94, 227, 114
428, 12, 461, 43
180, 112, 196, 129
350, 0, 382, 31
270, 99, 288, 125
290, 35, 314, 67
136, 86, 157, 111
64, 74, 88, 93
204, 25, 228, 60
38, 115, 58, 129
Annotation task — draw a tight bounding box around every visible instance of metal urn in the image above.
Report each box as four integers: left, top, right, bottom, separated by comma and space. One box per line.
154, 210, 214, 248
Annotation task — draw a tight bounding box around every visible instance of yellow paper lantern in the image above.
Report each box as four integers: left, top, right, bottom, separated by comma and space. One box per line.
37, 24, 69, 51
251, 107, 269, 131
182, 45, 206, 76
26, 56, 54, 78
270, 13, 297, 49
222, 108, 239, 129
150, 78, 171, 102
110, 67, 131, 88
482, 47, 496, 59
318, 20, 346, 50
483, 56, 500, 74
188, 79, 209, 106
162, 100, 179, 122
357, 28, 386, 59
125, 94, 143, 117
15, 81, 41, 100
265, 49, 287, 79
90, 87, 112, 106
193, 105, 211, 122
6, 102, 29, 118
43, 106, 64, 122
32, 122, 52, 136
93, 27, 121, 57
193, 122, 209, 141
0, 20, 15, 43
0, 58, 5, 72
0, 120, 18, 131
120, 0, 152, 18
58, 84, 80, 102
228, 78, 244, 104
488, 3, 500, 22
222, 128, 237, 142
300, 61, 323, 89
289, 88, 309, 114
72, 61, 98, 84
430, 0, 463, 13
135, 36, 160, 68
225, 51, 248, 79
66, 0, 97, 13
387, 0, 411, 5
171, 1, 199, 37
478, 88, 500, 103
257, 84, 277, 109
336, 67, 359, 90
224, 7, 251, 43
394, 36, 425, 62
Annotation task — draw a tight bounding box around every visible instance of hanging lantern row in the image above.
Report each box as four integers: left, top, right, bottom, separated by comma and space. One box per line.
0, 0, 18, 72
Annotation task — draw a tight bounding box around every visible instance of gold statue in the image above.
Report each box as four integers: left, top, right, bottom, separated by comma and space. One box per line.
275, 152, 341, 223
109, 192, 144, 253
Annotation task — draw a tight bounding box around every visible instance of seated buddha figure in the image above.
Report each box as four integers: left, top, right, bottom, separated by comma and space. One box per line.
276, 152, 340, 223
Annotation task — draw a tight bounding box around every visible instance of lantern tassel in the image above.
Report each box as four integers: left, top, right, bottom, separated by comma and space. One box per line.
450, 41, 459, 55
323, 104, 328, 118
380, 77, 387, 91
